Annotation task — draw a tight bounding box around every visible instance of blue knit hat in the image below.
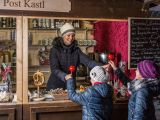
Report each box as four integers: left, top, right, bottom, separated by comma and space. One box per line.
137, 60, 159, 79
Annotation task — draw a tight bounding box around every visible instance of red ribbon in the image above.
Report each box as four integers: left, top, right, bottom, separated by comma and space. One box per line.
1, 66, 12, 81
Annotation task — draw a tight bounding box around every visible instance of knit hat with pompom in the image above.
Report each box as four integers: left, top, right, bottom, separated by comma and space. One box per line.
60, 23, 75, 37
137, 60, 159, 79
90, 66, 109, 82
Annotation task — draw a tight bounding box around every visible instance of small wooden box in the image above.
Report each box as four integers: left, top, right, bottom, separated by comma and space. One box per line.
53, 94, 69, 100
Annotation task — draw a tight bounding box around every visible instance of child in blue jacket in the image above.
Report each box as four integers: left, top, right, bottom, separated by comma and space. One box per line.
65, 66, 113, 120
108, 60, 160, 120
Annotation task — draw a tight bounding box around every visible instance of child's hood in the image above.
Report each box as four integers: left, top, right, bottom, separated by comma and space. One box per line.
93, 84, 112, 97
149, 79, 160, 97
129, 78, 160, 96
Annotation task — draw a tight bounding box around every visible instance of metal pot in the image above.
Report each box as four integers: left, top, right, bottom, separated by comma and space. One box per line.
99, 53, 108, 64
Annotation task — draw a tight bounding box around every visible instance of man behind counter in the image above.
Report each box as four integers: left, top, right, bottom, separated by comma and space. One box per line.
47, 23, 104, 90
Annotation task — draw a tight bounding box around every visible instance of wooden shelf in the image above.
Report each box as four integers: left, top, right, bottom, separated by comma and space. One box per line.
28, 65, 49, 68
29, 28, 95, 31
0, 27, 16, 29
76, 76, 90, 81
28, 84, 47, 89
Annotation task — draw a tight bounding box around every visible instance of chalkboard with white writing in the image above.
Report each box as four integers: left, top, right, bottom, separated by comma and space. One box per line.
128, 18, 160, 69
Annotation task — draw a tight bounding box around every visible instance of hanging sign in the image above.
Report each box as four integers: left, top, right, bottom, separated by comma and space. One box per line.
0, 0, 71, 12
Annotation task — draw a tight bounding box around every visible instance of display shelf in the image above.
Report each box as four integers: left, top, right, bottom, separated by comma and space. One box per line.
0, 40, 16, 42
0, 28, 16, 29
28, 70, 50, 73
28, 65, 49, 67
29, 28, 95, 31
0, 16, 23, 104
29, 28, 59, 31
28, 84, 47, 89
29, 45, 52, 47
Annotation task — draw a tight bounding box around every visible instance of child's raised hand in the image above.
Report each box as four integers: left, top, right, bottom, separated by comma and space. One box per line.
102, 64, 111, 72
65, 74, 72, 80
108, 60, 117, 70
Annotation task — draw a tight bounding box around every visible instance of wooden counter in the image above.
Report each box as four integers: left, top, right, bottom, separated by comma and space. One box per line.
0, 103, 22, 120
0, 100, 128, 120
23, 100, 128, 120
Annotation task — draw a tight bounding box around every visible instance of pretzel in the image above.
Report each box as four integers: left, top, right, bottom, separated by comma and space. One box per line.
33, 70, 44, 86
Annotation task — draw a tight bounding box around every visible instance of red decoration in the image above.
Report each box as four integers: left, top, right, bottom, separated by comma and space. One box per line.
108, 53, 115, 61
69, 65, 75, 73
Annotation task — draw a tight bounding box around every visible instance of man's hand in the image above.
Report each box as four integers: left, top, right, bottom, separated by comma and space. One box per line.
65, 74, 72, 80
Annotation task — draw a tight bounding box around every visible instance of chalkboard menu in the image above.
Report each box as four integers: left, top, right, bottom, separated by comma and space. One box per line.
129, 18, 160, 69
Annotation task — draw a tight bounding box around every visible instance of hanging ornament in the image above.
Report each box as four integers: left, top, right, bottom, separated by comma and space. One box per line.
69, 65, 75, 74
107, 53, 115, 61
99, 53, 108, 64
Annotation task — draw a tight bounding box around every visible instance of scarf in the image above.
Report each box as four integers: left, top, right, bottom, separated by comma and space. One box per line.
127, 78, 159, 94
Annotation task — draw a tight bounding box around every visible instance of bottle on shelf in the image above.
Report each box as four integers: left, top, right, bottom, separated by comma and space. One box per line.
2, 17, 7, 28
73, 20, 80, 28
11, 48, 16, 82
88, 52, 95, 60
50, 19, 55, 29
54, 19, 59, 28
8, 17, 13, 28
12, 18, 16, 28
3, 47, 11, 65
6, 17, 10, 28
28, 32, 33, 45
32, 18, 38, 29
12, 49, 16, 67
6, 17, 14, 28
0, 17, 2, 28
42, 18, 46, 29
38, 46, 50, 65
10, 29, 16, 41
38, 18, 43, 29
0, 48, 4, 65
55, 19, 64, 28
45, 19, 51, 29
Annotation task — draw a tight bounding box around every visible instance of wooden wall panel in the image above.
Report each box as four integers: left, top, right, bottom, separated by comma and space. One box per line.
0, 108, 15, 120
23, 101, 128, 120
30, 106, 81, 120
0, 104, 22, 120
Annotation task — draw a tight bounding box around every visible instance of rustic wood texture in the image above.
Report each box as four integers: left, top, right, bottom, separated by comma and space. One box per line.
22, 16, 29, 104
0, 101, 127, 120
0, 103, 22, 120
0, 108, 15, 120
23, 100, 128, 120
0, 0, 149, 19
16, 16, 23, 103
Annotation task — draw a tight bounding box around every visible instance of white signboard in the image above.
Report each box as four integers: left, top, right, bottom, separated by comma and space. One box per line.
0, 0, 71, 12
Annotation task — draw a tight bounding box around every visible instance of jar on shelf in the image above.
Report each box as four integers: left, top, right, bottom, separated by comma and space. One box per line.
3, 47, 11, 64
0, 49, 4, 65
